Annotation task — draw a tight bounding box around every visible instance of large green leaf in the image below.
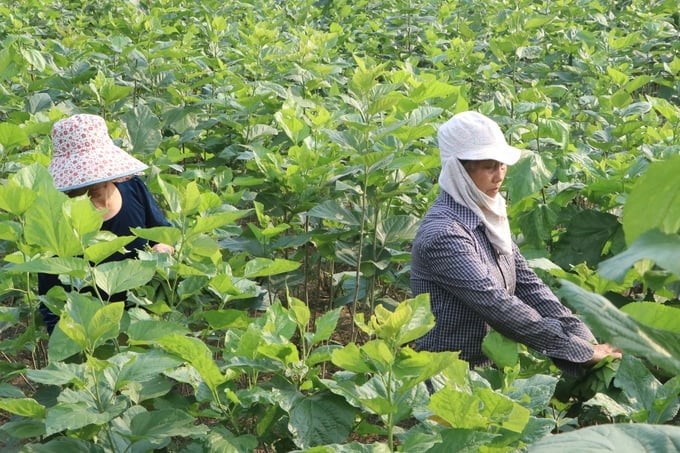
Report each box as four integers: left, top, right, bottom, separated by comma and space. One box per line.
505, 151, 552, 202
126, 319, 190, 343
598, 229, 680, 281
93, 260, 156, 295
129, 409, 207, 441
123, 104, 162, 155
44, 403, 113, 436
243, 258, 301, 278
84, 236, 136, 264
557, 281, 680, 376
621, 302, 680, 334
551, 210, 620, 269
288, 392, 357, 449
307, 200, 360, 226
59, 295, 124, 351
527, 423, 680, 452
64, 196, 104, 240
0, 184, 37, 216
191, 210, 252, 235
275, 105, 310, 145
17, 437, 103, 452
623, 154, 680, 244
0, 398, 45, 418
24, 191, 81, 257
425, 428, 498, 453
7, 257, 88, 277
0, 122, 29, 149
309, 307, 342, 346
375, 215, 420, 247
114, 350, 183, 390
156, 334, 227, 393
482, 331, 519, 369
129, 226, 182, 247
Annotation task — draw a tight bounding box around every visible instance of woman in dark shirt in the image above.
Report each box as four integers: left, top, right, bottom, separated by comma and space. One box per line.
410, 111, 621, 373
39, 113, 174, 333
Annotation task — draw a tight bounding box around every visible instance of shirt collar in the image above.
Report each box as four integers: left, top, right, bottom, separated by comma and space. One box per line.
439, 191, 484, 231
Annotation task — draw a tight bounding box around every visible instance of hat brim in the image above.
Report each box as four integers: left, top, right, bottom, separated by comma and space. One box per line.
49, 143, 148, 192
456, 144, 522, 166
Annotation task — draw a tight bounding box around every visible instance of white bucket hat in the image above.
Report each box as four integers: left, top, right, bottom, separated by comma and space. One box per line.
437, 111, 522, 166
49, 114, 148, 192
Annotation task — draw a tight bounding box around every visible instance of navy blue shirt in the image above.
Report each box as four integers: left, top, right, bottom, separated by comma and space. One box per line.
39, 176, 170, 331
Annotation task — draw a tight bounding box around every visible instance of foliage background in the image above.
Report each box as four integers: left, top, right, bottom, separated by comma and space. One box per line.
1, 0, 680, 451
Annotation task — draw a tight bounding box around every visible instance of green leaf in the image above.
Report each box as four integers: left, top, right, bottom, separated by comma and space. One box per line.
127, 319, 190, 343
308, 200, 360, 226
375, 215, 420, 247
243, 258, 301, 278
202, 309, 251, 330
527, 423, 680, 452
613, 355, 658, 418
482, 331, 519, 369
621, 302, 680, 334
7, 257, 88, 277
0, 220, 21, 242
0, 123, 30, 149
59, 295, 123, 351
275, 106, 310, 145
0, 184, 37, 216
0, 398, 45, 418
45, 403, 112, 436
65, 196, 104, 239
425, 428, 498, 453
551, 210, 620, 269
377, 294, 434, 346
0, 419, 46, 440
24, 191, 82, 257
429, 387, 488, 429
310, 307, 342, 346
288, 392, 357, 449
288, 297, 310, 328
157, 334, 227, 392
47, 325, 84, 363
93, 260, 156, 295
505, 151, 552, 201
598, 229, 680, 281
130, 226, 182, 247
26, 362, 85, 386
84, 236, 136, 264
623, 154, 680, 244
393, 349, 460, 390
557, 281, 680, 376
506, 375, 559, 415
123, 104, 162, 154
129, 409, 207, 441
332, 343, 372, 373
191, 210, 252, 235
361, 340, 394, 373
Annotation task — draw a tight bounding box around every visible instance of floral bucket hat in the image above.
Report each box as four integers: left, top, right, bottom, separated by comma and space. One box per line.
48, 113, 148, 192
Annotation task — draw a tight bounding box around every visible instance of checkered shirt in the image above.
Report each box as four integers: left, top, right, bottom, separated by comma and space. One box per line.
410, 192, 595, 367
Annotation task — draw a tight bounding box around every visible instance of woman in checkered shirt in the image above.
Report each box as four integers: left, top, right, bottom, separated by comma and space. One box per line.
410, 111, 621, 373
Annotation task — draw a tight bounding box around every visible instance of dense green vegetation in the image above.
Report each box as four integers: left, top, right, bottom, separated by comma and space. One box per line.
1, 0, 679, 451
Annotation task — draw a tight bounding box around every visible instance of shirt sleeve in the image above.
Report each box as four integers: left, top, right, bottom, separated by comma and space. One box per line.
422, 225, 594, 364
128, 176, 171, 228
512, 246, 597, 345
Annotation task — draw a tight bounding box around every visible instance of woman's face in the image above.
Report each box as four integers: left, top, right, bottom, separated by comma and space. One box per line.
66, 182, 109, 199
463, 159, 507, 197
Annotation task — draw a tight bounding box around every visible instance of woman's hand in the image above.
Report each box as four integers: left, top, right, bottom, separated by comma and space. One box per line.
587, 343, 622, 366
151, 243, 175, 254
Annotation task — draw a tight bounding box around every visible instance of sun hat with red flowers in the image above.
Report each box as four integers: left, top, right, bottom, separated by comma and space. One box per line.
48, 113, 148, 192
